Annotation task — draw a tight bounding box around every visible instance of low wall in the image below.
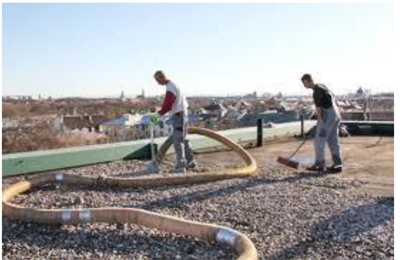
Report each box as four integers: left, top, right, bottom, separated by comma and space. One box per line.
2, 120, 393, 177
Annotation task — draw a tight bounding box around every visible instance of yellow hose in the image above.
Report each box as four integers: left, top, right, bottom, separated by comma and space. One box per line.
2, 127, 258, 260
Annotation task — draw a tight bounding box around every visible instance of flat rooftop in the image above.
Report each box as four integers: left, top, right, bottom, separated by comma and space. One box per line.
2, 136, 394, 259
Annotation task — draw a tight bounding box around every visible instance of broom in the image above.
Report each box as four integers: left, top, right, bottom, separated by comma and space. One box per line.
276, 120, 316, 169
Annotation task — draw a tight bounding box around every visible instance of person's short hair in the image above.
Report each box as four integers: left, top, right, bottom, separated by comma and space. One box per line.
301, 74, 313, 82
154, 70, 165, 79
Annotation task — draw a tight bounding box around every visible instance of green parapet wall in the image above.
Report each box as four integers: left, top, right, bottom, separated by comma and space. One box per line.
343, 121, 394, 136
2, 121, 315, 178
2, 139, 153, 177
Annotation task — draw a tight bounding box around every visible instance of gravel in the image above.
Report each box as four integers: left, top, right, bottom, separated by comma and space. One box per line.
2, 156, 394, 260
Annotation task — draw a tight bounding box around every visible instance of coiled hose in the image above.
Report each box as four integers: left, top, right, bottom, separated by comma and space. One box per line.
2, 127, 258, 260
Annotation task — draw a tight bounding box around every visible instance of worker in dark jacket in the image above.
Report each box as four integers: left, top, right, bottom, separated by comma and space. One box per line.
301, 74, 343, 173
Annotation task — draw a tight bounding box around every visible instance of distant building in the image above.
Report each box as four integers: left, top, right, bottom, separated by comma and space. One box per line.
60, 115, 107, 132
203, 103, 228, 119
356, 87, 366, 97
100, 114, 171, 141
137, 88, 146, 99
340, 111, 394, 121
238, 109, 313, 127
2, 95, 33, 101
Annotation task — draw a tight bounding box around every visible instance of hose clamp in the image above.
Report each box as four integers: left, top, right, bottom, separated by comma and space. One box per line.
216, 229, 240, 247
61, 209, 71, 222
79, 209, 91, 222
55, 173, 64, 182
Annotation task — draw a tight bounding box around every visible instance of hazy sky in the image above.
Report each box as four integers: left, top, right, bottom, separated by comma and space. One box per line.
2, 3, 394, 98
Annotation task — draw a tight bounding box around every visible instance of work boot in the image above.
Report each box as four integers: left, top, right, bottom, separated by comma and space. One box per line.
326, 164, 343, 173
306, 164, 326, 173
186, 160, 198, 170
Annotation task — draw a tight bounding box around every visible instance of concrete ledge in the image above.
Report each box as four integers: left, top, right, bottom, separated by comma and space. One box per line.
4, 120, 393, 177
2, 121, 317, 177
342, 121, 394, 136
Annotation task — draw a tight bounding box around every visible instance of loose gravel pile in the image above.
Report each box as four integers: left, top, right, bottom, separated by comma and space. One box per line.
2, 156, 394, 260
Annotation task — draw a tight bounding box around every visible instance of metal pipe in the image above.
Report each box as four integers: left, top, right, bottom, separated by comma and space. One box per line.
256, 118, 263, 147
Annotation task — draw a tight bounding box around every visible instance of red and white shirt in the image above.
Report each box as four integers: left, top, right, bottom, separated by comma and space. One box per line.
159, 81, 188, 116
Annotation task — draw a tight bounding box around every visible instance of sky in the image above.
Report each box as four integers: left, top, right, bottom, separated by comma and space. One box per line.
2, 3, 395, 98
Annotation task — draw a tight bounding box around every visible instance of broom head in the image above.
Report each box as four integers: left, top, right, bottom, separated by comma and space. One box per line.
276, 156, 299, 169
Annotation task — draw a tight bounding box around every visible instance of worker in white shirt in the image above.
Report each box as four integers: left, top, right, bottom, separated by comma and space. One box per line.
151, 70, 197, 173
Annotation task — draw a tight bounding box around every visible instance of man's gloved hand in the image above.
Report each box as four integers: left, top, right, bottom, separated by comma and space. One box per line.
150, 112, 161, 123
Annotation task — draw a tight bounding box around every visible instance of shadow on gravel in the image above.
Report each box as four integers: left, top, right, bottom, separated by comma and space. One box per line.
269, 197, 394, 259
126, 171, 327, 210
2, 220, 232, 260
